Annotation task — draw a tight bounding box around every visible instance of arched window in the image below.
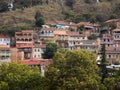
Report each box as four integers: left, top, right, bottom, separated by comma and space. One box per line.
29, 39, 32, 41
17, 38, 20, 41
25, 39, 28, 41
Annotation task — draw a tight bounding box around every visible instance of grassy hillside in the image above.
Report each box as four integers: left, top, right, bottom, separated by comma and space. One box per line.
0, 2, 64, 30
0, 0, 120, 30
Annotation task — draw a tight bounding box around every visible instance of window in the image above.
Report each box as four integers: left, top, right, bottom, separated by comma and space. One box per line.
34, 55, 36, 58
109, 55, 111, 58
74, 42, 75, 45
41, 31, 44, 34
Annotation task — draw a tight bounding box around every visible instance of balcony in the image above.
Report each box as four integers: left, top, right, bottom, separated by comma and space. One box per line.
0, 56, 10, 61
24, 49, 32, 53
18, 48, 32, 52
0, 51, 10, 56
16, 44, 33, 48
16, 36, 33, 38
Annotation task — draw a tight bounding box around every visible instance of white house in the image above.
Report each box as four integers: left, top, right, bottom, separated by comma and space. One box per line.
0, 34, 10, 47
0, 45, 11, 65
33, 42, 46, 59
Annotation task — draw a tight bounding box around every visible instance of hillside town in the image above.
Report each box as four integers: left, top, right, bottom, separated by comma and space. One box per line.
1, 0, 120, 89
0, 19, 120, 68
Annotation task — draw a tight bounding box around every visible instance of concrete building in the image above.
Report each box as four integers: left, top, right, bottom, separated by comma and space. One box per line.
67, 31, 88, 50
0, 34, 10, 47
39, 28, 56, 41
33, 41, 46, 59
112, 29, 120, 42
100, 34, 114, 47
75, 40, 99, 52
0, 45, 11, 64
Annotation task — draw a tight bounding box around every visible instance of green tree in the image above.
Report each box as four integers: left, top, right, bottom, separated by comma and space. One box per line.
43, 43, 59, 59
65, 0, 76, 9
0, 1, 8, 12
88, 34, 97, 40
35, 17, 45, 27
45, 50, 103, 90
100, 44, 108, 83
78, 25, 85, 34
0, 62, 44, 90
35, 11, 43, 21
103, 68, 120, 90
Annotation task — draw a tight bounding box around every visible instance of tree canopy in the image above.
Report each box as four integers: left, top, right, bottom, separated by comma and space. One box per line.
45, 50, 103, 90
35, 17, 45, 27
0, 63, 44, 90
43, 43, 59, 59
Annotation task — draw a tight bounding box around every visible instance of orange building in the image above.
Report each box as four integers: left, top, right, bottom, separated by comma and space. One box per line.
15, 30, 34, 59
10, 47, 24, 62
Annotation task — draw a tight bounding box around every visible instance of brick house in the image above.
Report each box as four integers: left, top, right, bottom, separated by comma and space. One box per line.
15, 30, 34, 59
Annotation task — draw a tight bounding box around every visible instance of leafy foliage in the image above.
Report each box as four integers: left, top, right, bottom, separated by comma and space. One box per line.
88, 34, 97, 40
100, 44, 108, 83
35, 17, 45, 27
65, 0, 76, 9
0, 63, 44, 90
45, 50, 102, 90
0, 1, 8, 12
43, 43, 59, 59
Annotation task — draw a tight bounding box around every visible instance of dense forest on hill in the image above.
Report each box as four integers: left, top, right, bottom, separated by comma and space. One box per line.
0, 0, 120, 30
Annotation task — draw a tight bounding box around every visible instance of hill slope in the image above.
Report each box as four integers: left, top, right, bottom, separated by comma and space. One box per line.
0, 0, 120, 30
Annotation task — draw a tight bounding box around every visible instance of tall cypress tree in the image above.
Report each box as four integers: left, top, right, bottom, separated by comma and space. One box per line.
100, 44, 107, 83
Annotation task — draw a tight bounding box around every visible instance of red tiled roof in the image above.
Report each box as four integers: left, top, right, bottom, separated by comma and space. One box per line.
85, 25, 94, 29
45, 20, 69, 25
113, 29, 120, 31
22, 59, 52, 66
41, 27, 57, 31
15, 30, 34, 34
0, 34, 10, 38
34, 44, 46, 48
79, 34, 86, 37
105, 19, 120, 23
67, 31, 79, 36
22, 30, 34, 32
77, 22, 100, 27
77, 22, 90, 26
55, 20, 69, 25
